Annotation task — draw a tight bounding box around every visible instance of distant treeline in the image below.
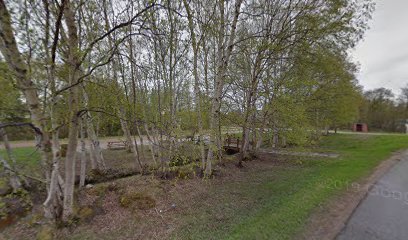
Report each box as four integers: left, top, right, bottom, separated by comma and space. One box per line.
358, 87, 408, 133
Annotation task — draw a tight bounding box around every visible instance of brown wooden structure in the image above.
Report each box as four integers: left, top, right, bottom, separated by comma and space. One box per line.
352, 123, 368, 132
107, 141, 128, 150
223, 137, 241, 154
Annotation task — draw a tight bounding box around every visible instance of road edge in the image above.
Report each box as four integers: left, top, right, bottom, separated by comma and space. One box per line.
295, 149, 408, 240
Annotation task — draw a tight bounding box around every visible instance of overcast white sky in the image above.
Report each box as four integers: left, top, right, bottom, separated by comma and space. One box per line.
351, 0, 408, 96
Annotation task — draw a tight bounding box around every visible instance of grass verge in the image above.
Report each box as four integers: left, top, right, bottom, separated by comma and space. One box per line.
172, 133, 408, 240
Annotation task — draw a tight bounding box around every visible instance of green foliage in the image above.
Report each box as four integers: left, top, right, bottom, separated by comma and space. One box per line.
169, 153, 191, 167
295, 47, 361, 130
0, 63, 19, 107
359, 87, 407, 132
0, 188, 33, 220
0, 62, 31, 139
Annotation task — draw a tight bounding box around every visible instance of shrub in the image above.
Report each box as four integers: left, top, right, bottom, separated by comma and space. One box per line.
78, 207, 94, 222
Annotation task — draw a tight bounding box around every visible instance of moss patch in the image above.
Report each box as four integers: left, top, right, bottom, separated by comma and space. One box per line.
36, 225, 54, 240
119, 191, 156, 210
0, 177, 12, 196
77, 207, 94, 222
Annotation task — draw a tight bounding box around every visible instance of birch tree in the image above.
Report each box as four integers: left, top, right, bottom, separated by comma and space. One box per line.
205, 0, 244, 175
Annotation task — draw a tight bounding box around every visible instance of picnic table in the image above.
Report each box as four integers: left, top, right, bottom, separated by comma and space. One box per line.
107, 141, 129, 150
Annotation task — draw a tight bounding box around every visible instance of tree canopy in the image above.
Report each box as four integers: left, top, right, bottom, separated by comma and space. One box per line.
0, 0, 375, 222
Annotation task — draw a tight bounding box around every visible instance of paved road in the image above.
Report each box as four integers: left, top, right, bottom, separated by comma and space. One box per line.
337, 151, 408, 240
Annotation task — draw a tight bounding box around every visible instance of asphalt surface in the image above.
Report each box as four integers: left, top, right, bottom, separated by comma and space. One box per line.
337, 151, 408, 240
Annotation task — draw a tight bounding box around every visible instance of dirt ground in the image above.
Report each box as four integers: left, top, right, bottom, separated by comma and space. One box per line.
0, 152, 294, 240
296, 150, 406, 240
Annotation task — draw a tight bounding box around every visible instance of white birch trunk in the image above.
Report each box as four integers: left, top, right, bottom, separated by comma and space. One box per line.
0, 0, 60, 218
206, 0, 243, 175
255, 128, 264, 151
144, 123, 157, 165
79, 118, 86, 187
272, 128, 278, 149
62, 0, 80, 220
135, 124, 145, 161
0, 128, 16, 168
183, 0, 206, 170
43, 132, 63, 220
83, 88, 105, 170
119, 107, 134, 153
0, 129, 22, 191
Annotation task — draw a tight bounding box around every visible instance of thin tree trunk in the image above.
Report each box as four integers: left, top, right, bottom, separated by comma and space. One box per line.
240, 126, 250, 162
144, 123, 157, 165
41, 0, 65, 220
240, 100, 252, 163
83, 87, 105, 170
132, 134, 143, 171
79, 118, 86, 187
0, 154, 22, 191
282, 136, 287, 148
135, 124, 145, 161
183, 0, 206, 170
254, 111, 268, 153
272, 127, 278, 148
250, 111, 257, 152
118, 110, 142, 171
87, 134, 96, 170
0, 128, 16, 169
62, 0, 80, 220
0, 129, 22, 191
119, 107, 135, 153
0, 0, 57, 218
206, 0, 243, 175
240, 49, 263, 163
255, 128, 264, 151
43, 131, 63, 220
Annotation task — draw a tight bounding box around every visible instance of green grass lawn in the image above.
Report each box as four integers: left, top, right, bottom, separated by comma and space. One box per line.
0, 147, 41, 178
0, 147, 40, 172
171, 133, 408, 240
